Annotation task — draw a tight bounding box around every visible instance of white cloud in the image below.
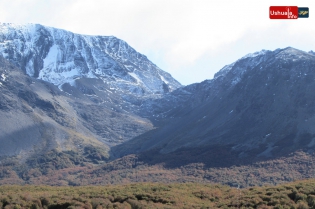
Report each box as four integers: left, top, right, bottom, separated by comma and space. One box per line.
1, 0, 315, 84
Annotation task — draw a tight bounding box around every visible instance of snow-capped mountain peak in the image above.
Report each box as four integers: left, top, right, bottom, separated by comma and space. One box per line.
214, 49, 270, 80
0, 23, 181, 94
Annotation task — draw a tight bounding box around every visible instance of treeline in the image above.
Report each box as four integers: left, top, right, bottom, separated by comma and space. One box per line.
1, 150, 315, 187
2, 180, 315, 208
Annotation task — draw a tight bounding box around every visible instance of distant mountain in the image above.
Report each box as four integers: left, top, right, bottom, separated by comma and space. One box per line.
113, 47, 315, 164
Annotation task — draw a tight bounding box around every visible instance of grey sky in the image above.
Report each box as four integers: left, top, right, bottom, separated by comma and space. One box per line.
1, 0, 314, 85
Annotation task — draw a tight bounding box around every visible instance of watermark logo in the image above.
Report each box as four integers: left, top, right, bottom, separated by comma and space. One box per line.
298, 7, 309, 18
269, 6, 298, 19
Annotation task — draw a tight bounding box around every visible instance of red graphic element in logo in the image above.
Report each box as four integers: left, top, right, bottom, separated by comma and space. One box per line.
270, 6, 298, 19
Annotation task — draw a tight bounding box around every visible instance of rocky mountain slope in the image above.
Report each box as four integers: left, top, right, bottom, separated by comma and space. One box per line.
0, 23, 181, 159
0, 55, 112, 159
113, 47, 315, 164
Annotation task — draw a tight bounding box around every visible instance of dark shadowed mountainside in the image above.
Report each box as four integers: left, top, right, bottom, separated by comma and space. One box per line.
113, 47, 315, 165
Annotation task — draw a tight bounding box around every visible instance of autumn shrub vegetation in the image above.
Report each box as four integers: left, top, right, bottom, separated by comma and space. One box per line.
2, 180, 315, 208
2, 150, 315, 187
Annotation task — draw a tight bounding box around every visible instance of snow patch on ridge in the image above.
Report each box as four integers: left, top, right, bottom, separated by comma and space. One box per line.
39, 44, 85, 86
214, 49, 269, 82
43, 44, 58, 70
242, 50, 267, 59
159, 72, 169, 84
26, 60, 35, 76
39, 67, 81, 86
1, 73, 6, 81
129, 72, 142, 84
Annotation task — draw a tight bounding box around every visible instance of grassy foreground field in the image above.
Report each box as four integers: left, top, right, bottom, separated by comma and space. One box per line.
1, 180, 315, 209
